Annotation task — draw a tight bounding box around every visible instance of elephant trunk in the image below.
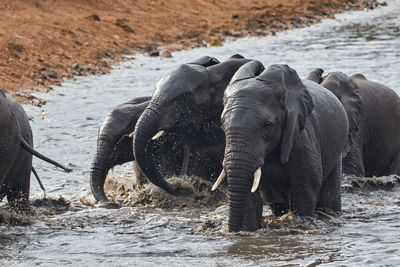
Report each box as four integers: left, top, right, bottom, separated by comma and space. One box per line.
225, 131, 261, 232
132, 107, 175, 195
90, 138, 114, 202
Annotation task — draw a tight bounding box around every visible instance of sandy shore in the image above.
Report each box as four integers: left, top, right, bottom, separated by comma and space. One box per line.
0, 0, 382, 103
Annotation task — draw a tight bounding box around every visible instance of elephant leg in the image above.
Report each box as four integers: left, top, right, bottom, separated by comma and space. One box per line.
5, 155, 32, 212
290, 160, 322, 216
180, 142, 208, 178
243, 191, 263, 231
317, 157, 342, 212
151, 136, 184, 178
383, 151, 400, 176
342, 139, 365, 177
270, 203, 289, 216
185, 146, 223, 181
0, 187, 7, 202
180, 143, 191, 176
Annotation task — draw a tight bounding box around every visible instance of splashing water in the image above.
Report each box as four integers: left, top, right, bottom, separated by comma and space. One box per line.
1, 1, 400, 266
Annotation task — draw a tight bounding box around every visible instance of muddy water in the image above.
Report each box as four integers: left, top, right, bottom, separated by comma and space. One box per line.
2, 1, 400, 266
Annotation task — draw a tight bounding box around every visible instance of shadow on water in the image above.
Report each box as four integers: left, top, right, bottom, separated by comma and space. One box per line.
1, 1, 400, 266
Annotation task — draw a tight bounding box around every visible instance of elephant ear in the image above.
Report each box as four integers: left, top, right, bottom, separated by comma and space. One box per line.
305, 68, 324, 83
229, 54, 244, 59
189, 56, 220, 67
259, 65, 314, 164
322, 72, 363, 157
99, 97, 151, 142
350, 73, 368, 81
229, 60, 265, 84
320, 73, 342, 99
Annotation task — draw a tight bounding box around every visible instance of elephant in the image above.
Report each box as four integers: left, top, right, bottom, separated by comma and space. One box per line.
90, 55, 226, 203
90, 96, 150, 203
132, 54, 252, 195
306, 69, 400, 177
213, 61, 349, 232
0, 90, 71, 211
90, 95, 189, 203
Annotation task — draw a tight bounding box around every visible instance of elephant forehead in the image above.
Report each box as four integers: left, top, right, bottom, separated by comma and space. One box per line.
323, 84, 341, 100
222, 99, 280, 125
325, 71, 349, 84
226, 79, 259, 96
153, 64, 209, 100
225, 82, 284, 104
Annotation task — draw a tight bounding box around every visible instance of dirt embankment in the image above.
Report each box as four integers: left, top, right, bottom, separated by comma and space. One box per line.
0, 0, 382, 103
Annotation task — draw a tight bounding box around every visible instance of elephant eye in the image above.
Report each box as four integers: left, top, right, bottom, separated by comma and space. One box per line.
263, 121, 273, 130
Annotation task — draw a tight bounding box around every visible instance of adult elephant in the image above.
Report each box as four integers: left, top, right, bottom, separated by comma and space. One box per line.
132, 54, 251, 195
306, 69, 400, 176
90, 55, 223, 203
213, 62, 348, 232
0, 91, 71, 211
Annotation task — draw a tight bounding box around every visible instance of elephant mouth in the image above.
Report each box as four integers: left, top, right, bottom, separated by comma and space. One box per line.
211, 165, 263, 193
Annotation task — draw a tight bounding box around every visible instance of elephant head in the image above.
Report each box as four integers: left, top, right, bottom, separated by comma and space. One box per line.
220, 61, 313, 232
90, 96, 151, 203
305, 68, 324, 83
132, 55, 251, 194
307, 69, 363, 156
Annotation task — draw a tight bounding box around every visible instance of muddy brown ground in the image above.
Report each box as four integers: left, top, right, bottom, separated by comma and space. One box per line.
0, 0, 380, 103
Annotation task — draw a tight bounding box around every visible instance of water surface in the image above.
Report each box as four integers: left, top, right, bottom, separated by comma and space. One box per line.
1, 1, 400, 266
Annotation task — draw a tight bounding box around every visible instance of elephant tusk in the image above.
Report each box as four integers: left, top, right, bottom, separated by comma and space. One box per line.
211, 169, 226, 191
128, 131, 134, 138
251, 167, 262, 193
152, 130, 165, 140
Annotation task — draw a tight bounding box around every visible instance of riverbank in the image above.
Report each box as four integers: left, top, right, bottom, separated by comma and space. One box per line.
0, 0, 383, 103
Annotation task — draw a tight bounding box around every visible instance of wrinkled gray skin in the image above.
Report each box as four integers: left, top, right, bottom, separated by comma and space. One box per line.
0, 91, 71, 211
222, 62, 348, 232
132, 54, 251, 195
90, 56, 227, 203
90, 96, 152, 203
307, 69, 400, 176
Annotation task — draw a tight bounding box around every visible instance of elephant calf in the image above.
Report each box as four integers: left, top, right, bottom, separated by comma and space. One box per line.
90, 96, 188, 203
0, 90, 71, 211
307, 69, 400, 177
213, 62, 349, 232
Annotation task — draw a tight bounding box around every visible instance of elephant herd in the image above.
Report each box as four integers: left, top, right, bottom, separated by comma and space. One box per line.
90, 55, 400, 232
1, 54, 400, 232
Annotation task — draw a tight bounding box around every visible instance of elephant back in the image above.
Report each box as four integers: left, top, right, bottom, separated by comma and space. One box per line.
8, 96, 33, 145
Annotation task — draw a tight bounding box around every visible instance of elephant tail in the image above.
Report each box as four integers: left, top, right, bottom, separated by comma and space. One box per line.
20, 137, 72, 173
31, 167, 46, 192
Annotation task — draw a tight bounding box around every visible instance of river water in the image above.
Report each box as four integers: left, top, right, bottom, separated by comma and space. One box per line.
1, 1, 400, 266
